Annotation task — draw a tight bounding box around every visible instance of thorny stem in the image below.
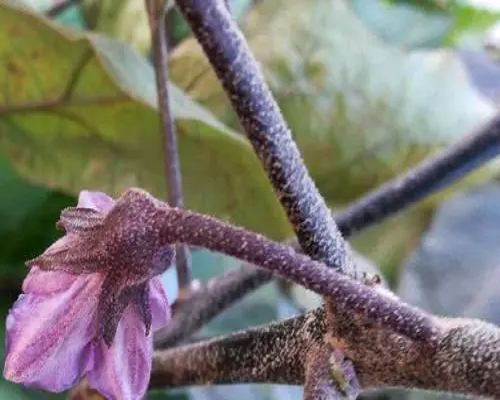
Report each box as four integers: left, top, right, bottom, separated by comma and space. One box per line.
147, 0, 192, 291
150, 305, 500, 399
149, 201, 436, 343
151, 310, 323, 389
174, 0, 357, 278
155, 113, 500, 348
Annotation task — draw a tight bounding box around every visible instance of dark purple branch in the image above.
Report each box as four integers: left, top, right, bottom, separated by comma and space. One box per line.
151, 308, 318, 389
155, 113, 500, 348
58, 187, 428, 343
147, 0, 192, 290
150, 303, 500, 399
174, 0, 357, 278
147, 198, 436, 342
336, 115, 500, 236
53, 190, 500, 398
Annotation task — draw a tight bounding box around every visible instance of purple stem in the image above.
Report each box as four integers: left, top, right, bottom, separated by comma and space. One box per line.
174, 0, 356, 278
153, 204, 437, 343
148, 0, 192, 289
155, 114, 500, 348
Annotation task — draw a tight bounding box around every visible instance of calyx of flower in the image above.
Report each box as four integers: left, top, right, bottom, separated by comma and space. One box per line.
27, 189, 175, 346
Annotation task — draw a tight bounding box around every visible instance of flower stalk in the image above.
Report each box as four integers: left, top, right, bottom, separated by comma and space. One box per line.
102, 189, 436, 343
150, 303, 500, 399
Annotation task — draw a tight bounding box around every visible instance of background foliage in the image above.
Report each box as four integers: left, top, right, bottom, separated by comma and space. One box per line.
0, 0, 499, 399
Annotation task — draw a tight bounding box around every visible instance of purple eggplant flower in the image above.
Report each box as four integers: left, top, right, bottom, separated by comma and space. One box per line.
3, 190, 174, 400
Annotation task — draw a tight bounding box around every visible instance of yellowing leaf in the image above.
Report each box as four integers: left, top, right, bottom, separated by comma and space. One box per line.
0, 2, 291, 239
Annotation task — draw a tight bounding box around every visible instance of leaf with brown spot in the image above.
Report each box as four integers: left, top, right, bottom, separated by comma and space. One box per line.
0, 2, 290, 240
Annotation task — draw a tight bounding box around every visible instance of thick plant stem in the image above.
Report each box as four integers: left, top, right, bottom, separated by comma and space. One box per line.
71, 188, 432, 342
174, 0, 356, 278
147, 0, 192, 290
155, 114, 500, 348
150, 305, 500, 399
151, 310, 318, 389
144, 198, 436, 343
56, 189, 500, 399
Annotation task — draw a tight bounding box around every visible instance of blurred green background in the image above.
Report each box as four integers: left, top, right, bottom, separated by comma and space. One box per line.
1, 0, 500, 399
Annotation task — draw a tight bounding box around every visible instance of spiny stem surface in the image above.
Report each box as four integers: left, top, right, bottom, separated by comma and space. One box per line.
174, 0, 356, 278
148, 201, 436, 343
155, 114, 500, 347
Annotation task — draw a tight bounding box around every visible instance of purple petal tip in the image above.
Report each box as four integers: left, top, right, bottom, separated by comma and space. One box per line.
77, 191, 115, 214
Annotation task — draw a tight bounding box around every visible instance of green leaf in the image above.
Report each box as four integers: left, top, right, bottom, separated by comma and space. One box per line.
0, 155, 76, 282
378, 0, 500, 49
81, 0, 254, 54
444, 5, 500, 48
169, 0, 497, 206
82, 0, 151, 54
0, 190, 75, 281
383, 0, 450, 12
0, 155, 48, 236
0, 2, 290, 240
350, 0, 452, 48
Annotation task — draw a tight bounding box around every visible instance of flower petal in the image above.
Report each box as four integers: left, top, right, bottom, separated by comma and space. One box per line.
149, 277, 170, 332
87, 304, 152, 400
78, 191, 115, 214
23, 267, 76, 295
3, 274, 102, 391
